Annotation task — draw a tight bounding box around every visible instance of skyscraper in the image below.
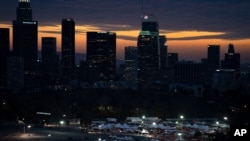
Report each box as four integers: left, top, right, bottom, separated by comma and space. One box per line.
207, 45, 220, 69
42, 37, 59, 74
137, 14, 160, 88
206, 45, 220, 84
221, 44, 240, 79
124, 46, 138, 81
159, 35, 167, 70
0, 28, 10, 88
61, 18, 75, 83
12, 0, 38, 73
86, 32, 116, 82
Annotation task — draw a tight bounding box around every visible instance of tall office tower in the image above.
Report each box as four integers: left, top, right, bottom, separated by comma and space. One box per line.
12, 0, 38, 73
61, 18, 75, 83
221, 44, 240, 79
42, 37, 59, 74
207, 45, 220, 70
206, 45, 220, 84
159, 35, 167, 70
86, 32, 116, 82
137, 14, 160, 88
0, 28, 10, 89
124, 46, 138, 81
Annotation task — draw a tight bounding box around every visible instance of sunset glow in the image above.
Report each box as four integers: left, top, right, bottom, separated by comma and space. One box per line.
1, 23, 249, 63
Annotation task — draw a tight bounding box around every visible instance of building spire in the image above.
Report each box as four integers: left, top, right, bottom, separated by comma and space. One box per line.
227, 43, 235, 55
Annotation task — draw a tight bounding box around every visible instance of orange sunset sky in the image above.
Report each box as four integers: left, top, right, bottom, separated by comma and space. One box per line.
1, 23, 250, 64
1, 0, 250, 64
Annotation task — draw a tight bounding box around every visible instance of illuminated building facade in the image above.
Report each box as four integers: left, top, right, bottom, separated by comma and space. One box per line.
12, 0, 38, 73
61, 18, 75, 83
137, 14, 160, 88
86, 32, 116, 82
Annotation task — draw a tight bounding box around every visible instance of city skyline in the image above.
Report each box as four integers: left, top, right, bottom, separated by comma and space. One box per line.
0, 0, 250, 63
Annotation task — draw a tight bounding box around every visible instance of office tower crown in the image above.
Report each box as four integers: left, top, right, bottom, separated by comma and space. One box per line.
62, 18, 75, 22
227, 44, 235, 55
16, 0, 32, 21
141, 14, 158, 33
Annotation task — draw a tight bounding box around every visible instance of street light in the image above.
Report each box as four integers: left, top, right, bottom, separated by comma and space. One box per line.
180, 115, 184, 119
216, 121, 219, 125
142, 115, 146, 119
152, 122, 156, 126
223, 116, 228, 121
60, 120, 64, 125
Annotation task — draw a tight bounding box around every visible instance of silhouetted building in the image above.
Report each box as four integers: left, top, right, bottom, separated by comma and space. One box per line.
61, 18, 75, 83
86, 32, 116, 82
124, 46, 138, 81
12, 0, 38, 73
42, 37, 59, 74
78, 60, 88, 82
137, 14, 160, 88
168, 53, 178, 69
159, 35, 167, 70
207, 45, 220, 69
7, 57, 24, 93
213, 69, 237, 93
0, 28, 10, 89
205, 45, 220, 84
175, 61, 203, 85
221, 44, 240, 79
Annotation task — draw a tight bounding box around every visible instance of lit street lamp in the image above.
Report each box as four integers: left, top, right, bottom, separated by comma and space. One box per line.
60, 120, 64, 125
223, 116, 228, 121
142, 115, 146, 119
180, 115, 184, 120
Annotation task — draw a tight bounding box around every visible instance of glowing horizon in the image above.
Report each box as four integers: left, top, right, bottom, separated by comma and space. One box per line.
1, 23, 249, 64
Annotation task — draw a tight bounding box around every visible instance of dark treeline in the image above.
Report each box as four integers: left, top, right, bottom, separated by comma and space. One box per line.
1, 89, 249, 125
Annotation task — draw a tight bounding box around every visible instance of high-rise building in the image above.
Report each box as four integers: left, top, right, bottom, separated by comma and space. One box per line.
61, 18, 75, 83
0, 28, 10, 88
42, 37, 59, 74
205, 45, 220, 84
221, 44, 240, 79
12, 0, 38, 73
86, 32, 116, 81
124, 46, 138, 81
207, 45, 220, 70
159, 35, 167, 70
137, 14, 160, 88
